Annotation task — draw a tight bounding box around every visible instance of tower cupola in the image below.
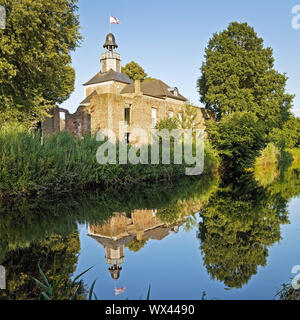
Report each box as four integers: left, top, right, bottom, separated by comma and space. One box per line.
101, 33, 121, 73
103, 33, 118, 51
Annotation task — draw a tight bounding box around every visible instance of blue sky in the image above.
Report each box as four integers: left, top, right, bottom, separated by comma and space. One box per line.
61, 0, 300, 117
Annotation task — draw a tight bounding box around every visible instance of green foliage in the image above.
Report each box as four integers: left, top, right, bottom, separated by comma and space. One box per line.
126, 239, 148, 252
253, 143, 280, 187
121, 61, 148, 81
198, 22, 293, 132
33, 264, 96, 300
198, 172, 290, 288
269, 116, 300, 149
0, 232, 84, 300
0, 0, 82, 126
0, 123, 219, 198
178, 102, 204, 130
275, 282, 300, 300
206, 112, 266, 172
155, 117, 179, 131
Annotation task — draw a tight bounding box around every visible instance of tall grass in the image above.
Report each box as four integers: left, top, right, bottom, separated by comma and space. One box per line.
0, 124, 219, 198
287, 148, 300, 169
253, 143, 280, 187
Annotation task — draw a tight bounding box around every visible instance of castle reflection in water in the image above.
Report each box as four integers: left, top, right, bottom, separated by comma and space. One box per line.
88, 209, 180, 280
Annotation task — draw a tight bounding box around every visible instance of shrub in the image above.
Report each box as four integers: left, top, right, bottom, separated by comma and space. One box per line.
206, 112, 266, 172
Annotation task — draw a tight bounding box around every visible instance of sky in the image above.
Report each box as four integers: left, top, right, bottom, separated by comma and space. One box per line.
61, 0, 300, 117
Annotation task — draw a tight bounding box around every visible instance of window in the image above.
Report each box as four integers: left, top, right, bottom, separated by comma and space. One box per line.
168, 111, 174, 118
59, 112, 66, 131
151, 108, 157, 128
178, 113, 182, 122
124, 132, 130, 144
124, 106, 130, 125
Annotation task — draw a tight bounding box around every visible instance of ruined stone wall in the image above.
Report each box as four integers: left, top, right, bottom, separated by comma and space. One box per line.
65, 106, 91, 137
41, 106, 64, 135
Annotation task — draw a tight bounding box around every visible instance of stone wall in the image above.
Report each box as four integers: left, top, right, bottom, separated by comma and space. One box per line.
88, 91, 207, 144
41, 106, 66, 135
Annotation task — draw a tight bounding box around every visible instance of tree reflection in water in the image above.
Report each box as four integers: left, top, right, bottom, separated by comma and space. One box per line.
198, 158, 300, 289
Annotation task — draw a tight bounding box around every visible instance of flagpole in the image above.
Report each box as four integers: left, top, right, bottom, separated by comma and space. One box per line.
109, 14, 111, 33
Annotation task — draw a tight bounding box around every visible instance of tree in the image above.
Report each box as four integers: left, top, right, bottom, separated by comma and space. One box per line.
0, 232, 84, 300
198, 22, 294, 132
0, 0, 82, 126
126, 238, 148, 252
121, 61, 148, 81
269, 116, 300, 149
178, 102, 204, 130
155, 117, 179, 131
206, 111, 266, 171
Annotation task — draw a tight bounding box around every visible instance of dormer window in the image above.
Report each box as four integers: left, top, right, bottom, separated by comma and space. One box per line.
168, 87, 179, 97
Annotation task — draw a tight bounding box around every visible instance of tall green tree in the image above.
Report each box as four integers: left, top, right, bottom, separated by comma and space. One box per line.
198, 22, 294, 131
121, 61, 148, 81
0, 0, 82, 126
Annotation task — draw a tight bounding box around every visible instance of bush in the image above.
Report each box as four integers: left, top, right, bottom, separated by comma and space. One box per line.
206, 112, 266, 172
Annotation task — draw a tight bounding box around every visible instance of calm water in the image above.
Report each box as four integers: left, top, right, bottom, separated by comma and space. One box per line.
0, 162, 299, 300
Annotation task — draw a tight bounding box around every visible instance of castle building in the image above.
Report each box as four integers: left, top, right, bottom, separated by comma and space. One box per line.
42, 33, 212, 143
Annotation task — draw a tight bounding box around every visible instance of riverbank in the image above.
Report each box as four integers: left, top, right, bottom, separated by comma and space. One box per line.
0, 125, 219, 200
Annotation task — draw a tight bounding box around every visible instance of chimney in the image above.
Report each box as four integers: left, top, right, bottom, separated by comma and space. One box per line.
134, 80, 141, 94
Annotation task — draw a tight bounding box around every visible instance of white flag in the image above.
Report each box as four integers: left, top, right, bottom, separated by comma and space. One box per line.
110, 16, 120, 24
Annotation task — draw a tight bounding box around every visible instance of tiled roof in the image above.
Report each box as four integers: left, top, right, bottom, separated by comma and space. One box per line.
121, 79, 187, 101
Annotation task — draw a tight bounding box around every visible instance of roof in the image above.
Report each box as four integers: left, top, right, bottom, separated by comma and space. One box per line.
88, 234, 135, 249
143, 226, 171, 241
120, 79, 187, 101
80, 90, 97, 105
83, 69, 133, 86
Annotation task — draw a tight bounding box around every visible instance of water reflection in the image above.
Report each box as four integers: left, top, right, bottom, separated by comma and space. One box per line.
0, 156, 299, 299
0, 175, 218, 299
88, 210, 182, 281
198, 159, 300, 289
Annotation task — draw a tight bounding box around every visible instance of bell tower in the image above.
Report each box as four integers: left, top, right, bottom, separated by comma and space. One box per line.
101, 33, 121, 73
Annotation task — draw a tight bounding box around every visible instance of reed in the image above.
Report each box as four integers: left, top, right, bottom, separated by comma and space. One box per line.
0, 124, 219, 198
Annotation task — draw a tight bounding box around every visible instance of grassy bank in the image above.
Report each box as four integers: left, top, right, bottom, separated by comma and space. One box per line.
0, 124, 219, 199
253, 143, 299, 187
